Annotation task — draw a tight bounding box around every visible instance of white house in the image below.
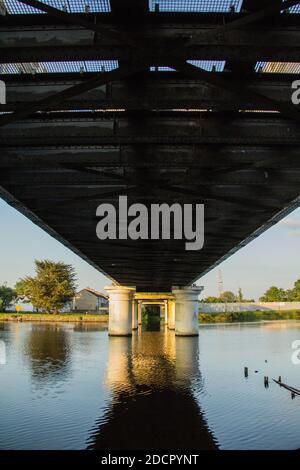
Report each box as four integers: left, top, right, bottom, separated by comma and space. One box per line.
72, 288, 108, 313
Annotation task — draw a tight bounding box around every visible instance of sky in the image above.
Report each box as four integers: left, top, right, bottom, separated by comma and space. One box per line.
0, 198, 300, 300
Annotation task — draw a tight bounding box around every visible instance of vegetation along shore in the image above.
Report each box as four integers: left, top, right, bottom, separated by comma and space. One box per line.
1, 310, 300, 324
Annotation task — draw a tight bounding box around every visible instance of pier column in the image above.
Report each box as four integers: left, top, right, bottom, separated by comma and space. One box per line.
132, 299, 138, 330
172, 286, 203, 336
105, 285, 136, 336
168, 299, 175, 330
164, 300, 168, 324
137, 300, 142, 325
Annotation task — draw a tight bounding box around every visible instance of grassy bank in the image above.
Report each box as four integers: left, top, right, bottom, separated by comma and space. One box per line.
0, 312, 109, 322
2, 310, 300, 325
199, 309, 300, 323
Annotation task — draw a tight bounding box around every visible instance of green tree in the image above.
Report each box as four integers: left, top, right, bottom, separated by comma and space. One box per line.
294, 279, 300, 298
0, 284, 17, 312
202, 296, 220, 303
15, 279, 28, 299
286, 279, 300, 301
238, 287, 243, 302
259, 286, 287, 302
19, 260, 77, 313
220, 291, 236, 303
285, 288, 296, 301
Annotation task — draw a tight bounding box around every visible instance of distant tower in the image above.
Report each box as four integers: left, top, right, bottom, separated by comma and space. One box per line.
217, 270, 224, 296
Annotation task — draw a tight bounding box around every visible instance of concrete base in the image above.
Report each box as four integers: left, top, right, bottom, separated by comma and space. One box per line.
168, 300, 175, 330
172, 286, 203, 336
137, 301, 142, 325
132, 300, 138, 330
105, 285, 136, 336
164, 300, 168, 324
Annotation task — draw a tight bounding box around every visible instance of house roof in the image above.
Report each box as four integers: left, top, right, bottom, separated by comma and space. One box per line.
78, 288, 108, 299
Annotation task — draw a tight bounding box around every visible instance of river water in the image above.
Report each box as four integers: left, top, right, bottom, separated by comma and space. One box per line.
0, 321, 300, 450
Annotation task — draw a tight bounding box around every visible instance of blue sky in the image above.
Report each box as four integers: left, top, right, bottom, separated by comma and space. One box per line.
0, 198, 299, 300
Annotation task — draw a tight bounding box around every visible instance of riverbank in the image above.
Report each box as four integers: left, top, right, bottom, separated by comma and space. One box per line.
1, 310, 300, 324
199, 309, 300, 323
0, 313, 109, 322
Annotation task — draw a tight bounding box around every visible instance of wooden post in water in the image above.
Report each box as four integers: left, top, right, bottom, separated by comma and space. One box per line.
264, 376, 269, 388
244, 367, 248, 377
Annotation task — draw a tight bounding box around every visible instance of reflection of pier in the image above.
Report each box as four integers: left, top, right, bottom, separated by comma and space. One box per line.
87, 331, 216, 450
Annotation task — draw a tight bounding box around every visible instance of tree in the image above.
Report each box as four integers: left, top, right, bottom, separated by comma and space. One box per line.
220, 291, 236, 303
259, 286, 287, 302
285, 279, 300, 301
294, 279, 300, 299
19, 260, 77, 313
202, 296, 221, 303
285, 288, 296, 301
15, 279, 28, 300
237, 287, 243, 302
0, 284, 17, 312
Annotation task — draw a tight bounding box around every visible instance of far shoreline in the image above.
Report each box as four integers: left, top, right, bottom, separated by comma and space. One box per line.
1, 310, 300, 324
0, 313, 109, 323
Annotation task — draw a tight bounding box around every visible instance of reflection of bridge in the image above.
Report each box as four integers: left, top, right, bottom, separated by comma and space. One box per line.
87, 330, 216, 450
1, 1, 300, 335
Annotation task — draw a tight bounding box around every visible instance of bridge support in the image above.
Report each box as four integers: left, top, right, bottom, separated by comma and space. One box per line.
132, 299, 138, 330
172, 286, 203, 336
137, 300, 142, 325
168, 300, 175, 330
105, 285, 136, 336
164, 300, 168, 324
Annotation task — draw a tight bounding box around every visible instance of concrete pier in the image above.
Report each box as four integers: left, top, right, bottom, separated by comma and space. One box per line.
132, 299, 138, 330
105, 285, 136, 336
172, 286, 203, 336
137, 300, 142, 325
105, 289, 202, 335
168, 300, 176, 330
164, 300, 168, 324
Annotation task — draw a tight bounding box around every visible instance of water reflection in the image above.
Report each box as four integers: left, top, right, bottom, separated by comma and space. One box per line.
87, 329, 216, 450
24, 324, 71, 385
73, 323, 107, 333
2, 321, 300, 449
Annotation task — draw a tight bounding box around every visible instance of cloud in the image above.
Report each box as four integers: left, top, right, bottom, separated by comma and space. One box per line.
278, 217, 300, 237
279, 217, 300, 229
288, 230, 300, 237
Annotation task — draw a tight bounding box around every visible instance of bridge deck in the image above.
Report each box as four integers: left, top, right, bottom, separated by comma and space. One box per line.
0, 0, 300, 291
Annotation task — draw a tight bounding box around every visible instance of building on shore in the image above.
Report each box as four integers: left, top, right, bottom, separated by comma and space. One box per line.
72, 288, 109, 313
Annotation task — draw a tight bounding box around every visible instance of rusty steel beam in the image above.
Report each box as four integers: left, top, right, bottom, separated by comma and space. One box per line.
0, 62, 149, 127
17, 0, 133, 45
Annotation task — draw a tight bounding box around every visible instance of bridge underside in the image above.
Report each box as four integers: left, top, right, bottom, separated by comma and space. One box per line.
1, 0, 300, 291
